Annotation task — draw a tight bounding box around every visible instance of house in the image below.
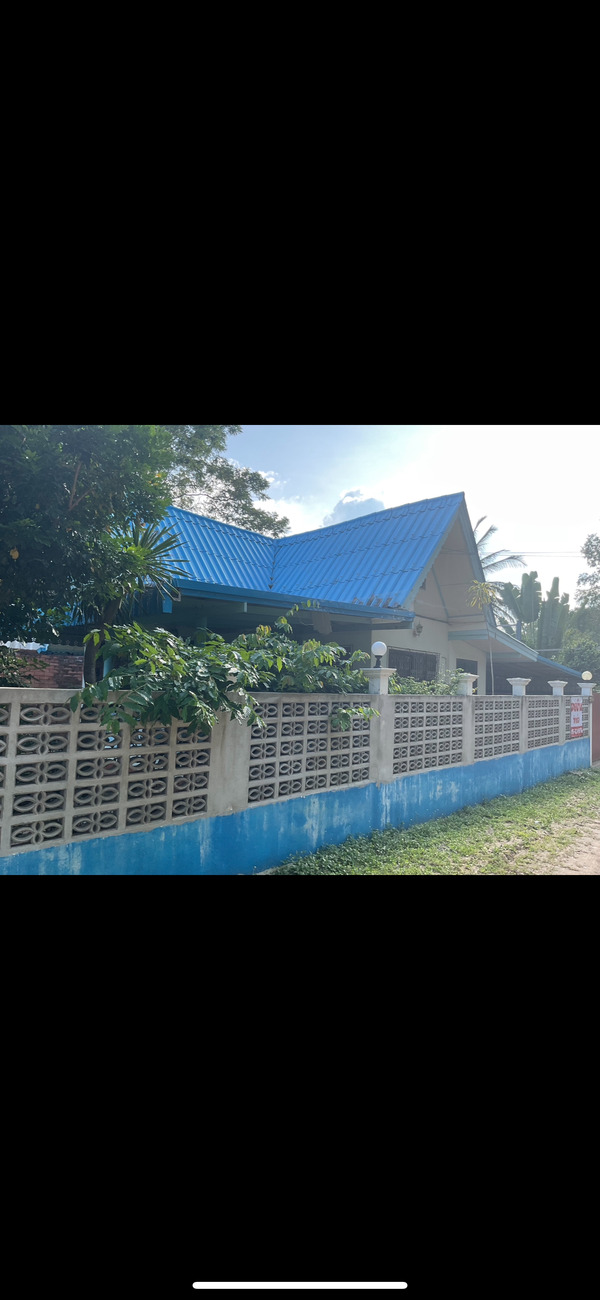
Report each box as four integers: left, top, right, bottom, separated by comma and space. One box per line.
137, 492, 581, 696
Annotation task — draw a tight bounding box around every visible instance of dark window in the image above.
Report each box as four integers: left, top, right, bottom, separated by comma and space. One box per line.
389, 648, 438, 681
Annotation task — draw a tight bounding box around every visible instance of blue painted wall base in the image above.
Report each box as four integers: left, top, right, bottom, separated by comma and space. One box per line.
2, 738, 591, 875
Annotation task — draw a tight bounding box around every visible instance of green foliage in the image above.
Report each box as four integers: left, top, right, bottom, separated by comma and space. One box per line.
532, 578, 570, 652
569, 603, 600, 640
231, 610, 371, 695
69, 608, 378, 735
153, 425, 289, 536
389, 669, 465, 695
70, 623, 269, 736
74, 520, 186, 625
496, 572, 542, 637
576, 530, 600, 607
0, 424, 288, 642
77, 519, 188, 683
0, 645, 45, 688
558, 630, 600, 678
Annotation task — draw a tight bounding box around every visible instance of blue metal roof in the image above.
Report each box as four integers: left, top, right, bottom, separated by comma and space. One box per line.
163, 509, 273, 591
163, 492, 466, 617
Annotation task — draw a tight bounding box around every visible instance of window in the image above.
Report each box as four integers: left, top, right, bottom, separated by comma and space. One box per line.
389, 648, 438, 681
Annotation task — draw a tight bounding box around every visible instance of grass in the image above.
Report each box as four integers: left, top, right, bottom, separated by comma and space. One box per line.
262, 768, 600, 875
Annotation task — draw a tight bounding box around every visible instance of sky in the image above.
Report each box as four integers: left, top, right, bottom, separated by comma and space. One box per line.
230, 425, 599, 605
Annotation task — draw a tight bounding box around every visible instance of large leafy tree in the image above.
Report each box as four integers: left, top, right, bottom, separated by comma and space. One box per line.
0, 424, 288, 642
159, 425, 289, 535
558, 630, 600, 678
576, 530, 600, 607
0, 424, 172, 641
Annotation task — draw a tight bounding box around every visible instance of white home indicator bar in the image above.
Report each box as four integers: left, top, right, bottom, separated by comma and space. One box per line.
192, 1286, 407, 1292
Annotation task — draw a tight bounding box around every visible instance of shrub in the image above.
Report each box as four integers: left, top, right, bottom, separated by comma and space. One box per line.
69, 623, 269, 736
0, 646, 45, 688
69, 609, 379, 734
231, 611, 371, 694
389, 669, 465, 695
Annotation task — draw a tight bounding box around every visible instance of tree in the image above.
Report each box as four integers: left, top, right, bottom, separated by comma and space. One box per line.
155, 425, 289, 535
468, 579, 497, 694
576, 530, 600, 607
496, 572, 542, 641
532, 578, 570, 654
474, 517, 526, 579
75, 521, 187, 684
0, 424, 288, 642
559, 630, 600, 678
0, 425, 172, 641
569, 602, 600, 641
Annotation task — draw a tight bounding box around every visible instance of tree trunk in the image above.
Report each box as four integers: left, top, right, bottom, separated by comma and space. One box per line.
83, 632, 97, 686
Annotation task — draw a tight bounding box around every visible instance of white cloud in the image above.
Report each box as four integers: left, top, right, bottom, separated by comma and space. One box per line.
323, 490, 385, 527
269, 495, 325, 536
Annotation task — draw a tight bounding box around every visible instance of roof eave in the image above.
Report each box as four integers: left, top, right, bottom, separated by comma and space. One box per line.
175, 578, 414, 621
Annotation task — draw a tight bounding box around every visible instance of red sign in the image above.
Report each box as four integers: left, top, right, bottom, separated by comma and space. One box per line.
571, 699, 584, 738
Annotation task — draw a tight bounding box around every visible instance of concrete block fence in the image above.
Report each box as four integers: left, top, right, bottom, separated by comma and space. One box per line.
0, 688, 592, 875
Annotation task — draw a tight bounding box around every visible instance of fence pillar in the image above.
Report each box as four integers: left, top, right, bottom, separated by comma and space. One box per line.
364, 668, 396, 695
462, 696, 475, 766
548, 680, 568, 696
519, 696, 529, 753
558, 697, 567, 746
369, 694, 395, 784
206, 706, 252, 817
507, 678, 531, 696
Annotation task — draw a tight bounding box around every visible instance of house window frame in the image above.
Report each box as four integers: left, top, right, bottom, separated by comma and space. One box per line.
388, 648, 439, 682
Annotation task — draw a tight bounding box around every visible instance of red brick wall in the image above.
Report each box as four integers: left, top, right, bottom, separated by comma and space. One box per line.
20, 651, 84, 689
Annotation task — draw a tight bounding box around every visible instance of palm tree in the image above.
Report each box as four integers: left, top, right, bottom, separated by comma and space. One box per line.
474, 517, 526, 579
496, 572, 542, 642
77, 520, 186, 684
468, 579, 498, 694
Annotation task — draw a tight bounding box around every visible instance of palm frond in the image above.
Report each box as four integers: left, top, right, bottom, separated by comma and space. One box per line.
475, 523, 499, 551
481, 551, 526, 575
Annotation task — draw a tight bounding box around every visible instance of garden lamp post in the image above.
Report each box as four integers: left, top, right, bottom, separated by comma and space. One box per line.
364, 640, 395, 694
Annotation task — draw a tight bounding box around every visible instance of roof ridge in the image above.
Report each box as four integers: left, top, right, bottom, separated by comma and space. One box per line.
165, 505, 274, 544
277, 492, 465, 545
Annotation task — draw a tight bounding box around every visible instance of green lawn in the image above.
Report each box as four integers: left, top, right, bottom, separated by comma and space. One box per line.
261, 768, 600, 875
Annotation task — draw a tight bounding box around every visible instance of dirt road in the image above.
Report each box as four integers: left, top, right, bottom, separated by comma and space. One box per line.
547, 818, 600, 874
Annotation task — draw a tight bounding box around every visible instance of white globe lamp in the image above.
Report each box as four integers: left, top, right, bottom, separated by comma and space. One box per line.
371, 640, 387, 668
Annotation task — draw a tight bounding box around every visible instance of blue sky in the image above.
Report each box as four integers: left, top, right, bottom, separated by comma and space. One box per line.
231, 425, 599, 604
